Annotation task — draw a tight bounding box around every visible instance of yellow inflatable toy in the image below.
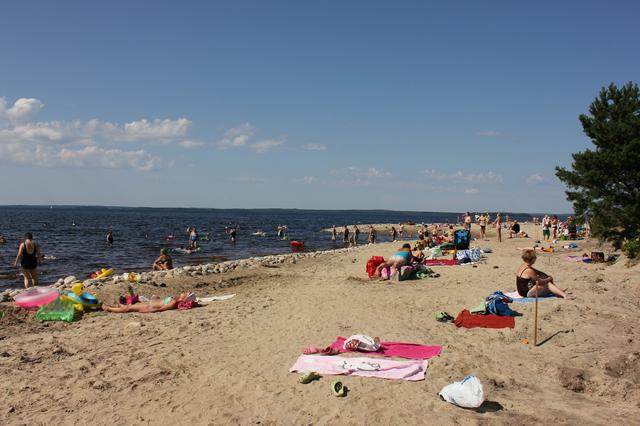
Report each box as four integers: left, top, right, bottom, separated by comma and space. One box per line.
60, 283, 100, 312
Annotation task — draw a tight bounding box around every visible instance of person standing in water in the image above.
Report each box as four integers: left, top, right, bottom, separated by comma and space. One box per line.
368, 226, 377, 244
398, 223, 404, 241
390, 226, 397, 241
229, 226, 237, 243
106, 230, 114, 245
188, 227, 199, 249
342, 225, 350, 244
331, 225, 337, 241
14, 232, 42, 288
353, 225, 360, 245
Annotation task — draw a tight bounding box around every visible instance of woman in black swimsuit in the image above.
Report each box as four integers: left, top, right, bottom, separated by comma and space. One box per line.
14, 232, 42, 288
516, 249, 569, 298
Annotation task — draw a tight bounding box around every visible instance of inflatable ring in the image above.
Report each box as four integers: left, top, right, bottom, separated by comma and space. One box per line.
14, 286, 59, 308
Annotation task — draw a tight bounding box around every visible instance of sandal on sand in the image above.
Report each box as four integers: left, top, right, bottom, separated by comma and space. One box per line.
303, 345, 319, 355
319, 346, 340, 356
299, 372, 320, 384
332, 381, 347, 397
436, 312, 455, 322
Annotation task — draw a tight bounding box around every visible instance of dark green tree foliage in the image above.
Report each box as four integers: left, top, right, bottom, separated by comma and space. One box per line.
556, 82, 640, 256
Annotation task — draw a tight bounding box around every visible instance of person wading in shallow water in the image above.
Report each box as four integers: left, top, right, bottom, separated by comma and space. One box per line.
14, 232, 42, 288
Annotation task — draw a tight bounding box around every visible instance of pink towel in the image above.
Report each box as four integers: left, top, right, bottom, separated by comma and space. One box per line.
329, 336, 442, 359
290, 355, 427, 381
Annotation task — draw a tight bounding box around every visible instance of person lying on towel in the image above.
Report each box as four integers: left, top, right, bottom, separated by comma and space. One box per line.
103, 293, 196, 313
516, 249, 571, 299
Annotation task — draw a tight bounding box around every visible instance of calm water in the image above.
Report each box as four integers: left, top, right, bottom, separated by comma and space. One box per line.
0, 206, 540, 289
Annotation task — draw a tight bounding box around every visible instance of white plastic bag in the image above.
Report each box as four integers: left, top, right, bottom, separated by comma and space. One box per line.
439, 375, 485, 408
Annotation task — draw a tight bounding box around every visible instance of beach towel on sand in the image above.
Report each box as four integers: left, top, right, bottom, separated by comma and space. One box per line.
454, 310, 515, 329
423, 259, 458, 266
290, 355, 428, 381
329, 337, 442, 359
504, 291, 556, 303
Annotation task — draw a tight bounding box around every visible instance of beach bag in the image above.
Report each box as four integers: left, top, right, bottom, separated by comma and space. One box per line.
439, 376, 485, 408
366, 256, 385, 278
398, 265, 416, 281
453, 230, 470, 250
590, 251, 604, 263
343, 335, 380, 352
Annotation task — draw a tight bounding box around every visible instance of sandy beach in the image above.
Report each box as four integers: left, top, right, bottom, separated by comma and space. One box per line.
1, 223, 639, 425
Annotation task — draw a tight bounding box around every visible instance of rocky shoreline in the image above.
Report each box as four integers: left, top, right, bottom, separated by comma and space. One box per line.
0, 245, 367, 302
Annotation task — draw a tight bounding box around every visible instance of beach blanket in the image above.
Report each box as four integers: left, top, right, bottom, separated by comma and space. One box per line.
197, 294, 235, 303
329, 336, 442, 359
290, 354, 427, 381
454, 310, 515, 329
565, 255, 590, 262
504, 291, 556, 303
423, 259, 458, 266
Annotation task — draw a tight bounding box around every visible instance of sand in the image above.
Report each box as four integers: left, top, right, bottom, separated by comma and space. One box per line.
1, 224, 639, 425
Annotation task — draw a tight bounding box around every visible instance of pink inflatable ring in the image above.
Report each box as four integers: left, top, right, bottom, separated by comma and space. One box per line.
14, 286, 59, 308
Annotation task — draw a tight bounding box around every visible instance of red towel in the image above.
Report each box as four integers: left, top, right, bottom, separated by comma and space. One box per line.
454, 309, 515, 329
423, 259, 458, 266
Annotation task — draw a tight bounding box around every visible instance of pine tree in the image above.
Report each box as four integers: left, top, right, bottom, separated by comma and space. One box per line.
556, 82, 640, 257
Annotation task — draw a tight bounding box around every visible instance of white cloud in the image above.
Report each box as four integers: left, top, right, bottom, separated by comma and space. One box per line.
526, 173, 545, 184
178, 140, 206, 149
476, 130, 500, 137
294, 176, 318, 184
0, 97, 44, 125
423, 169, 502, 183
329, 166, 392, 179
303, 143, 327, 151
464, 188, 479, 194
216, 123, 254, 149
0, 96, 182, 171
250, 138, 284, 153
124, 118, 190, 140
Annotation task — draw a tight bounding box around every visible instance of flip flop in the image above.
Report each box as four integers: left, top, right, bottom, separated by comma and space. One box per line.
299, 372, 320, 384
319, 346, 340, 356
436, 312, 454, 322
332, 381, 347, 397
303, 345, 319, 355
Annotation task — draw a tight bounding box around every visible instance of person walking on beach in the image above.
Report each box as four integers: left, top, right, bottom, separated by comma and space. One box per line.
398, 223, 404, 241
353, 225, 360, 245
331, 225, 337, 241
463, 212, 472, 231
478, 213, 488, 240
551, 215, 559, 240
493, 213, 503, 242
342, 225, 350, 244
14, 232, 42, 288
542, 215, 551, 241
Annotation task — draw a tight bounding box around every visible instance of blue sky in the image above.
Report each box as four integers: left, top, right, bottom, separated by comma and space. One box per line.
1, 1, 638, 212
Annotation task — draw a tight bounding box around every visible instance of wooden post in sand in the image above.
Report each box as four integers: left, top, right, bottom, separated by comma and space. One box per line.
533, 283, 539, 346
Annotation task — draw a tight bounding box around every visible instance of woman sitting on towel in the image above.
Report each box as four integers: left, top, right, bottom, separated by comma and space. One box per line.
374, 243, 418, 277
103, 293, 192, 313
516, 249, 570, 299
